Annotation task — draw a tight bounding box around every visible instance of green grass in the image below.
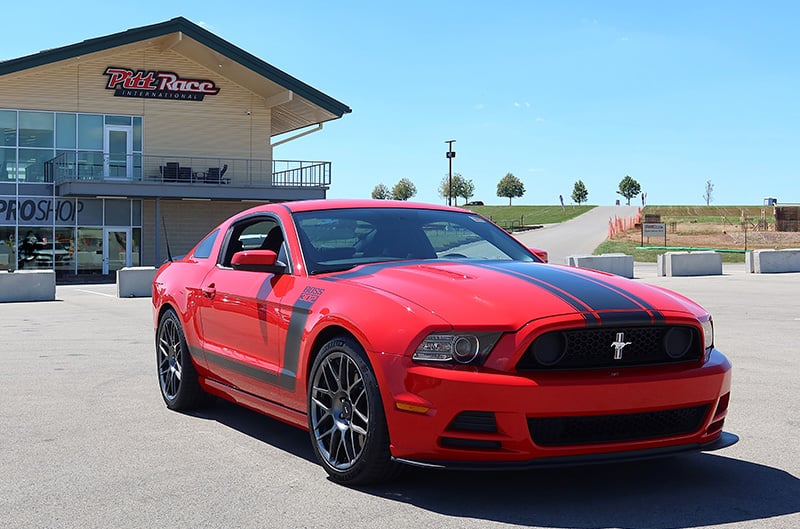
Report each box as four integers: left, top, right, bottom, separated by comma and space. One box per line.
463, 205, 595, 227
594, 239, 747, 263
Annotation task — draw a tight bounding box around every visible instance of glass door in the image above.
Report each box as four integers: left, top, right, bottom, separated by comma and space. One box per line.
103, 227, 131, 274
104, 125, 133, 179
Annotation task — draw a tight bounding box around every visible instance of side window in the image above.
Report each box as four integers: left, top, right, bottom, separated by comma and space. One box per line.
220, 217, 286, 268
192, 229, 219, 259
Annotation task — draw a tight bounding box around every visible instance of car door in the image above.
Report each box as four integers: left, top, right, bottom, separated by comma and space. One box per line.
197, 216, 295, 400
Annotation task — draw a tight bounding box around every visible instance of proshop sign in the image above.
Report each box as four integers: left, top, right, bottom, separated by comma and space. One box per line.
0, 197, 85, 226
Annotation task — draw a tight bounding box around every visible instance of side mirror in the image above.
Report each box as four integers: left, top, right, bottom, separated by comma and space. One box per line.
529, 247, 548, 263
231, 250, 287, 273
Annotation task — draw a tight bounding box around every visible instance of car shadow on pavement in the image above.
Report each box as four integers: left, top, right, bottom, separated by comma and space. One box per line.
184, 400, 799, 528
365, 454, 800, 529
188, 398, 318, 464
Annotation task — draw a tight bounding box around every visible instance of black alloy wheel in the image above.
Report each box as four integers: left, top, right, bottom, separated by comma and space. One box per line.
156, 308, 208, 410
307, 336, 400, 485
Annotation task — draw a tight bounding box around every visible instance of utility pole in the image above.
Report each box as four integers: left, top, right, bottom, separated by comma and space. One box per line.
445, 140, 456, 206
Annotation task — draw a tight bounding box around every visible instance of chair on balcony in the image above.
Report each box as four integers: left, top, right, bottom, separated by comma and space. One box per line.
161, 162, 179, 182
205, 164, 229, 184
178, 166, 192, 182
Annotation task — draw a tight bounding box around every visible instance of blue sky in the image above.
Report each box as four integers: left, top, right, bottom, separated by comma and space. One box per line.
5, 1, 798, 206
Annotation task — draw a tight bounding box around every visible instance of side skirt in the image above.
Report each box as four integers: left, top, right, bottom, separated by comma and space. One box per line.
201, 377, 309, 431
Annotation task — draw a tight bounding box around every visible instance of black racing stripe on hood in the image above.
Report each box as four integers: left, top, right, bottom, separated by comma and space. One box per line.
531, 264, 665, 322
452, 261, 597, 323
473, 262, 662, 324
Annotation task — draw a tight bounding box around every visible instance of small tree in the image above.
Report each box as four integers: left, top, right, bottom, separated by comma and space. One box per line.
439, 173, 463, 205
391, 178, 417, 201
458, 178, 476, 205
703, 180, 714, 206
571, 180, 588, 205
617, 175, 641, 205
439, 173, 476, 206
496, 172, 525, 205
371, 183, 390, 200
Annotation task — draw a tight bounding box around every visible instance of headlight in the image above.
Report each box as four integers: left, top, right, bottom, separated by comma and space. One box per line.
413, 332, 501, 365
701, 318, 714, 350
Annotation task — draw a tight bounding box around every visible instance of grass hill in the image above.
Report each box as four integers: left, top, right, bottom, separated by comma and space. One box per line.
463, 204, 594, 228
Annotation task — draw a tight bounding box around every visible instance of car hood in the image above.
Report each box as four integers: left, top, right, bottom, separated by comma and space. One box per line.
323, 260, 701, 328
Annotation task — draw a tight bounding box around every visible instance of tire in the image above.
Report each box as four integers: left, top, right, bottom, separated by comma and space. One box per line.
307, 336, 400, 485
156, 308, 209, 411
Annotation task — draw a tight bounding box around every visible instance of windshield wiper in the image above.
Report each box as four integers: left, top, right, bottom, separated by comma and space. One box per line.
309, 264, 359, 275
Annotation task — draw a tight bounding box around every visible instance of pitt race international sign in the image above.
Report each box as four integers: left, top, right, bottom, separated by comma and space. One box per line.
104, 67, 220, 101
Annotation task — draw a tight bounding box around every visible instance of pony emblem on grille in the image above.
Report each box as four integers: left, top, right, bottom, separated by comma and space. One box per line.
611, 332, 632, 360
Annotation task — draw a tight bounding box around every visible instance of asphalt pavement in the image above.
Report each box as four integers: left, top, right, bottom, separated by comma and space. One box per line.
515, 205, 640, 264
1, 265, 798, 529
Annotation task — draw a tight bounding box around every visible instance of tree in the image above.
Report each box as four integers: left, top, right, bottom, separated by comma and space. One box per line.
438, 173, 476, 206
703, 180, 714, 206
458, 178, 476, 205
439, 173, 462, 205
571, 180, 588, 205
617, 175, 641, 205
496, 172, 525, 205
371, 183, 390, 200
391, 178, 417, 201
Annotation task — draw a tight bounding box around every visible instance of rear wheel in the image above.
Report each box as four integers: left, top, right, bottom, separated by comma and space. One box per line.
156, 308, 208, 410
307, 336, 400, 485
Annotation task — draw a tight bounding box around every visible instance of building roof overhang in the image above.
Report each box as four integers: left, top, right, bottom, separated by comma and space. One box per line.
0, 17, 351, 136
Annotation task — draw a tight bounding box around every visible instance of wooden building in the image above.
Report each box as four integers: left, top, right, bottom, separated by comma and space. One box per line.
0, 17, 350, 276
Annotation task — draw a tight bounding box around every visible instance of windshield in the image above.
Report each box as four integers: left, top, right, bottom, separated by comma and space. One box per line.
293, 207, 538, 275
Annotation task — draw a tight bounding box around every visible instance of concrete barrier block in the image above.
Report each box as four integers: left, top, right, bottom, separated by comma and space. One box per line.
0, 270, 56, 302
751, 249, 800, 274
657, 254, 666, 277
116, 266, 157, 298
568, 253, 635, 278
745, 251, 755, 273
663, 251, 722, 277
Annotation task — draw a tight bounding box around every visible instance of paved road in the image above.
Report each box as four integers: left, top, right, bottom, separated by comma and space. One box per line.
1, 269, 798, 529
515, 205, 640, 264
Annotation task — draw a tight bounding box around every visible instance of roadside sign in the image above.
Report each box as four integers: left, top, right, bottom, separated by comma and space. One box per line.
641, 222, 667, 246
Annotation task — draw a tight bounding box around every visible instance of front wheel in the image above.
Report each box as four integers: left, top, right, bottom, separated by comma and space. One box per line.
307, 336, 400, 485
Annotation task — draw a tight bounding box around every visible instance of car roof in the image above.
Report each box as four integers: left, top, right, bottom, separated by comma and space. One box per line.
246, 199, 467, 216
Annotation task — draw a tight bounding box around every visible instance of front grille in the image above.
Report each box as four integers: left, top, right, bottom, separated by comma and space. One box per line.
518, 325, 703, 370
528, 405, 710, 446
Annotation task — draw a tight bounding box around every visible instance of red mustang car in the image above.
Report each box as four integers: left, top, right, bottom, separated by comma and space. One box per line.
153, 199, 736, 484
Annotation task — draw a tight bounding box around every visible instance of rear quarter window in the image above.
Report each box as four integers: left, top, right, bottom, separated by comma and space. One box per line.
192, 229, 219, 259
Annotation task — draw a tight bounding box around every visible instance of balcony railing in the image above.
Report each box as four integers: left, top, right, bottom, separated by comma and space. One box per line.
45, 153, 331, 188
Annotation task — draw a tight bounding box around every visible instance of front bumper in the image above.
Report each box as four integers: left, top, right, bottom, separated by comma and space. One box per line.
394, 432, 739, 470
377, 349, 734, 466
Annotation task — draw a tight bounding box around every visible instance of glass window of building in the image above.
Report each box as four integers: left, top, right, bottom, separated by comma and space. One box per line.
56, 114, 77, 149
105, 199, 131, 225
0, 110, 17, 147
0, 147, 14, 180
77, 114, 103, 150
19, 149, 54, 182
19, 111, 54, 148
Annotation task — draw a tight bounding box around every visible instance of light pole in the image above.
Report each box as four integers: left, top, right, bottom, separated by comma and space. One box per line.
445, 140, 456, 206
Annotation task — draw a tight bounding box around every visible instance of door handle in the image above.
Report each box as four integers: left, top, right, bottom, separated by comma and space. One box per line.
202, 284, 216, 298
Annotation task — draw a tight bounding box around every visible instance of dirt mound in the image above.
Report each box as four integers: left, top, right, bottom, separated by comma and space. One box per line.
619, 222, 800, 250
